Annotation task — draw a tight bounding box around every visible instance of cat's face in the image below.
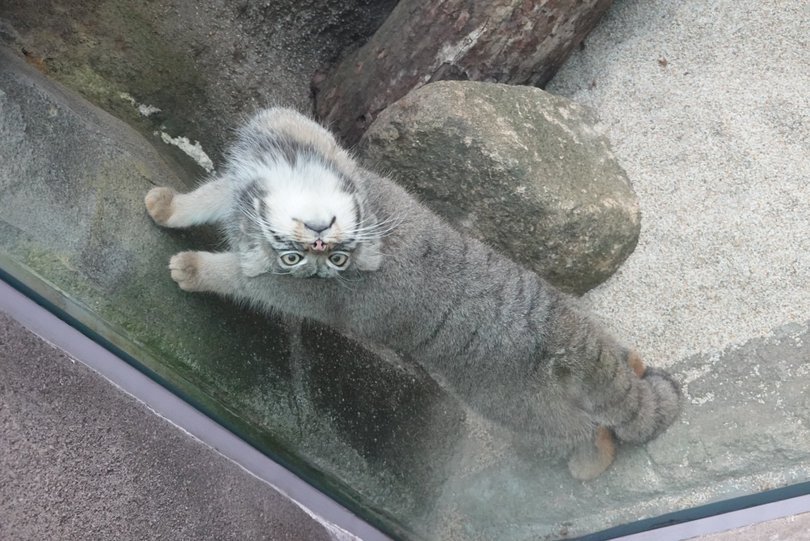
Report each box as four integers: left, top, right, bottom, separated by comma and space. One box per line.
237, 160, 383, 279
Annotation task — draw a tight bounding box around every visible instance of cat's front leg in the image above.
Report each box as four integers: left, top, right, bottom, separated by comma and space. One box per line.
168, 250, 337, 324
146, 176, 232, 228
169, 251, 241, 295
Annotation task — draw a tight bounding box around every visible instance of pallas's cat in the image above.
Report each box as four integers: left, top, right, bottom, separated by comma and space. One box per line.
145, 108, 680, 480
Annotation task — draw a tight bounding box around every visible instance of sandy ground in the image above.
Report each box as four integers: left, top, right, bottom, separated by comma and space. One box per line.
547, 0, 810, 364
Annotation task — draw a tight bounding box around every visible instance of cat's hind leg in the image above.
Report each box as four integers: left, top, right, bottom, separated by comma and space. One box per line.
613, 360, 681, 444
566, 353, 650, 480
568, 350, 664, 481
146, 176, 231, 228
584, 346, 681, 446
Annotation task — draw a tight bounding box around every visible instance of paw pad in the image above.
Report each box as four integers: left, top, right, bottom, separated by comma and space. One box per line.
169, 252, 200, 291
145, 187, 176, 226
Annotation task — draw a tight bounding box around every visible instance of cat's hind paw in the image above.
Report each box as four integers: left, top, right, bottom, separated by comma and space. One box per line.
169, 251, 202, 291
627, 350, 647, 377
567, 426, 616, 481
145, 187, 177, 226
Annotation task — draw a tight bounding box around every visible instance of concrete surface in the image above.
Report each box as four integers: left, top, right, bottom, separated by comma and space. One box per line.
695, 511, 810, 541
0, 311, 332, 541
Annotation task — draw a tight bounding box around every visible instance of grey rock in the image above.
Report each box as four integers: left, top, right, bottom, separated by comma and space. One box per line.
360, 80, 640, 294
0, 46, 463, 541
0, 0, 397, 169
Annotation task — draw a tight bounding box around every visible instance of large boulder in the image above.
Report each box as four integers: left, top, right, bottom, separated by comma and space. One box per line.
359, 80, 640, 294
314, 0, 615, 145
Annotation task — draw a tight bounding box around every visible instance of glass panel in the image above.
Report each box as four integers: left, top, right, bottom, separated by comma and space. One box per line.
2, 0, 809, 537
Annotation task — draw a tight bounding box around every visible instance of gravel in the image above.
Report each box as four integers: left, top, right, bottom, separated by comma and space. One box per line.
547, 0, 810, 363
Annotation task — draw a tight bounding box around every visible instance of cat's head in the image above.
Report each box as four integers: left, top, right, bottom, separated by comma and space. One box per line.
236, 158, 385, 279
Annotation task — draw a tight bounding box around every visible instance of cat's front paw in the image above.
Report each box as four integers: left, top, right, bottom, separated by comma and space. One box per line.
145, 187, 177, 226
169, 251, 203, 291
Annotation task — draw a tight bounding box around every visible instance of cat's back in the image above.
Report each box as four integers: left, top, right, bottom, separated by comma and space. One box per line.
352, 166, 559, 365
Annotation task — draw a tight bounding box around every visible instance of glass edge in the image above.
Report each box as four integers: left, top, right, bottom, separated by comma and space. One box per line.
0, 261, 411, 541
7, 259, 810, 541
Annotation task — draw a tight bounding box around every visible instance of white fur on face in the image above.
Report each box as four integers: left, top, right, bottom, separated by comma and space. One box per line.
258, 158, 357, 247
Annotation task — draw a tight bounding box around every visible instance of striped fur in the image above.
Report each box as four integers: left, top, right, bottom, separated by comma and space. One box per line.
146, 107, 681, 479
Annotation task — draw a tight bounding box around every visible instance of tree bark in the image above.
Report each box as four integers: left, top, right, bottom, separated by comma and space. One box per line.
313, 0, 613, 145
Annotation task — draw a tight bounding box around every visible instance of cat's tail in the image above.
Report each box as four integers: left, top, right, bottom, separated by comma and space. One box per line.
611, 352, 682, 444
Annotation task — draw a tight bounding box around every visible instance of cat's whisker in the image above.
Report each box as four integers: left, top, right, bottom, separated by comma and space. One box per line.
351, 215, 404, 233
348, 222, 402, 240
329, 273, 357, 290
353, 213, 403, 228
355, 227, 399, 237
354, 215, 399, 228
337, 272, 364, 283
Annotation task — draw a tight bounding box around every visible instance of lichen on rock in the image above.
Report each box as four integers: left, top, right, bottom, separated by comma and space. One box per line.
360, 80, 640, 294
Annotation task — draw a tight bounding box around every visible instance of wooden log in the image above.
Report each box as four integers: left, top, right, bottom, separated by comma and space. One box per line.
313, 0, 614, 145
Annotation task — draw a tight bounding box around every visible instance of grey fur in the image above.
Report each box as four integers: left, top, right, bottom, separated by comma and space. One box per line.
145, 107, 681, 479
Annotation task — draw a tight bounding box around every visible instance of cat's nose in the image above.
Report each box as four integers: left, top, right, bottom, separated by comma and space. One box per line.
304, 216, 336, 234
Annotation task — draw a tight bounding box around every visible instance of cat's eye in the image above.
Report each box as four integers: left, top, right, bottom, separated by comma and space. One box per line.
327, 252, 350, 269
279, 252, 304, 267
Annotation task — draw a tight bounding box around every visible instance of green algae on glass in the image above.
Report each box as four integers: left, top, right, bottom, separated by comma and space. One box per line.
1, 46, 465, 539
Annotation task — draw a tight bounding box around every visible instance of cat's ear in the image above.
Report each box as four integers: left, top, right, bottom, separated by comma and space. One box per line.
240, 245, 272, 277
350, 206, 393, 272
353, 240, 383, 272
